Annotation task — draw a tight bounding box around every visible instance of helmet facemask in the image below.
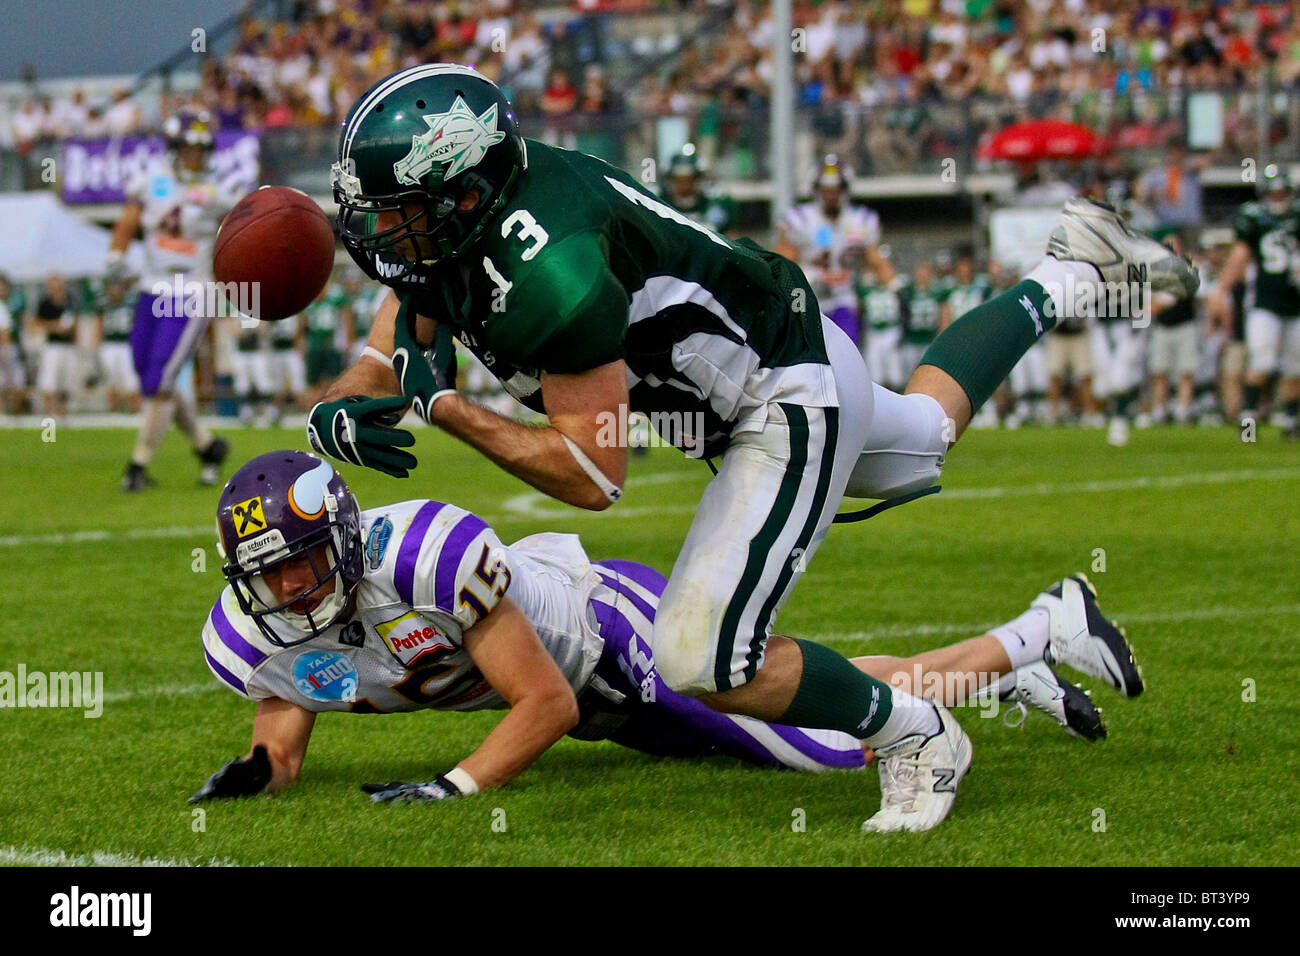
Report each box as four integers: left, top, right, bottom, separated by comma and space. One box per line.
223, 497, 360, 648
333, 161, 516, 280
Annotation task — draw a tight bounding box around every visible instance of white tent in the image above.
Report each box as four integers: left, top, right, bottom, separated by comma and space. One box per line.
0, 191, 115, 283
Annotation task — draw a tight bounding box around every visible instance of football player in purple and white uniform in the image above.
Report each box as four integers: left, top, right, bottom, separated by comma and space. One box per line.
777, 156, 891, 348
190, 451, 1110, 806
109, 109, 238, 491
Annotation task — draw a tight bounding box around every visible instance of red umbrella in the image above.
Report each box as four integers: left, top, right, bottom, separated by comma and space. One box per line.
979, 120, 1110, 162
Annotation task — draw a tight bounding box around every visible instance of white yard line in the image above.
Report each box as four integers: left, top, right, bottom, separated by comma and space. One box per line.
0, 845, 244, 867
6, 466, 1297, 546
0, 525, 213, 548
100, 682, 222, 703
806, 602, 1300, 646
498, 465, 1300, 521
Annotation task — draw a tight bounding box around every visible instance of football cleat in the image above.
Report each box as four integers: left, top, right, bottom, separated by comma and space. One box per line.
122, 462, 157, 492
862, 702, 971, 834
1047, 197, 1199, 300
1032, 574, 1144, 697
1001, 660, 1107, 741
197, 437, 230, 487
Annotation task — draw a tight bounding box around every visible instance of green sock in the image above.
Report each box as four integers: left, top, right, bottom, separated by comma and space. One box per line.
918, 279, 1056, 413
779, 639, 893, 739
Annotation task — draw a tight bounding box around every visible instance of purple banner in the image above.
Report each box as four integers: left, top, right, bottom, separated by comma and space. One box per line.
60, 129, 260, 204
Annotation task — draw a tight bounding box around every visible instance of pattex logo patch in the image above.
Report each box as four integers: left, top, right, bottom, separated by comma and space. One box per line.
375, 610, 455, 667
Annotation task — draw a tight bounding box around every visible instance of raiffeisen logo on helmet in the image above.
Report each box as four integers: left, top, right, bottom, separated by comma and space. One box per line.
393, 95, 506, 186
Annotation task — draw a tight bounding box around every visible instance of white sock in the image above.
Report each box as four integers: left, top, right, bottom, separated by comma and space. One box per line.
1026, 256, 1101, 321
172, 391, 213, 451
990, 606, 1051, 670
132, 397, 175, 466
864, 687, 941, 749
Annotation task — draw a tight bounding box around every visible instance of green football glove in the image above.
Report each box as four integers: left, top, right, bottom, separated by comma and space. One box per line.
307, 394, 418, 478
391, 301, 458, 424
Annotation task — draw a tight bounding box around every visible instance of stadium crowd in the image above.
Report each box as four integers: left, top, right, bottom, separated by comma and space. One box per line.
6, 0, 1299, 158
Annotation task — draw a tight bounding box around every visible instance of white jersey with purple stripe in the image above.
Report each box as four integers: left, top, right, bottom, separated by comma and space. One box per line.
125, 155, 241, 294
201, 500, 864, 772
201, 500, 603, 714
781, 201, 880, 309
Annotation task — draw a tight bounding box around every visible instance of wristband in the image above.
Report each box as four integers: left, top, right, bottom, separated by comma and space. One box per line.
443, 766, 479, 795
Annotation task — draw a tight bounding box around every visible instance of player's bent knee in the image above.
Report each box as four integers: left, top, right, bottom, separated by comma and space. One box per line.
654, 642, 719, 697
845, 389, 947, 499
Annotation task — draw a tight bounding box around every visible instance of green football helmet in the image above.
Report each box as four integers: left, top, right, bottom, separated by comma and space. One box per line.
1260, 162, 1292, 215
332, 64, 528, 281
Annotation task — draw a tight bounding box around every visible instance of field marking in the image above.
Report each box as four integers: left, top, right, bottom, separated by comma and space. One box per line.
0, 525, 212, 549
497, 465, 1300, 522
805, 602, 1300, 646
0, 845, 244, 868
6, 465, 1298, 546
101, 682, 223, 704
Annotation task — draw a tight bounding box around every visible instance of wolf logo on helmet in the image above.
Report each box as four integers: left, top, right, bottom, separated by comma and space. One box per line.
394, 96, 507, 185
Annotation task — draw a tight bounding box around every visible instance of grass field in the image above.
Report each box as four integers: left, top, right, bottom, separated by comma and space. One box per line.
2, 421, 1298, 866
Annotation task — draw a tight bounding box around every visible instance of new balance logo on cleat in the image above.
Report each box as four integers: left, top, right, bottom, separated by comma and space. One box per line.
932, 767, 957, 793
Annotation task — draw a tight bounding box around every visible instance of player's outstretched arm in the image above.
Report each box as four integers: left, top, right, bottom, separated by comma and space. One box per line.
251, 697, 317, 792
455, 596, 580, 789
428, 361, 630, 511
308, 288, 419, 477
188, 697, 316, 802
323, 287, 403, 402
364, 597, 579, 803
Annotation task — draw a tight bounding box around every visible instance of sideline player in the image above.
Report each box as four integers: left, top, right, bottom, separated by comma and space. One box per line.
777, 156, 888, 347
1210, 163, 1300, 435
191, 452, 1115, 805
305, 66, 1174, 830
109, 109, 234, 490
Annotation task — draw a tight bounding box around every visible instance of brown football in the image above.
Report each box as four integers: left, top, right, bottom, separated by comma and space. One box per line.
213, 185, 335, 321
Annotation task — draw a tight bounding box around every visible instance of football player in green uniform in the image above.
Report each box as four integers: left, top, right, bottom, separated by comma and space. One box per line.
305, 281, 349, 406
1211, 163, 1300, 434
306, 65, 1186, 830
659, 144, 736, 237
897, 261, 949, 377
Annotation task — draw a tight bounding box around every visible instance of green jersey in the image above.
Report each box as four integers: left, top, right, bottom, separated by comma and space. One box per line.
661, 187, 737, 235
98, 297, 134, 342
899, 282, 948, 346
307, 285, 348, 352
945, 277, 992, 322
1233, 200, 1300, 316
391, 141, 831, 454
269, 315, 300, 351
856, 278, 902, 332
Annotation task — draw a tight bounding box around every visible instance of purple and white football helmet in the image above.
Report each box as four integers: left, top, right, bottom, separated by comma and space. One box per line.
216, 450, 364, 646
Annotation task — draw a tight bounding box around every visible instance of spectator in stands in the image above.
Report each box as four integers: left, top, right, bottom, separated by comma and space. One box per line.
1137, 141, 1209, 231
